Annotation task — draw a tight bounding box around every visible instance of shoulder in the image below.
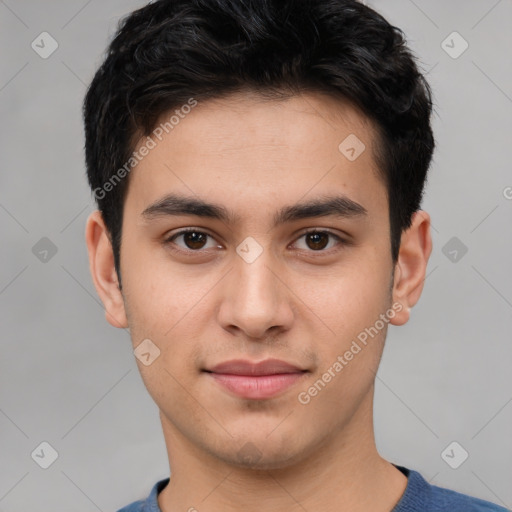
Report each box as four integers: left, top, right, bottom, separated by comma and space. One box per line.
116, 477, 170, 512
428, 482, 510, 511
393, 465, 510, 512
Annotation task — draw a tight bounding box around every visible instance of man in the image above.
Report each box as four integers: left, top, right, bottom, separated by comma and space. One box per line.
83, 0, 509, 510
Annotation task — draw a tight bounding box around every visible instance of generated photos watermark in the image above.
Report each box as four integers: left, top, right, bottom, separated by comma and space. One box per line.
298, 301, 403, 405
93, 98, 198, 200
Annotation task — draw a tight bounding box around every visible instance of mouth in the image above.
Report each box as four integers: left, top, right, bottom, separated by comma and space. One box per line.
203, 358, 309, 400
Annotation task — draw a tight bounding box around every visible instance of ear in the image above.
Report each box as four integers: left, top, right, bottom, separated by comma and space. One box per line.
389, 210, 432, 326
85, 210, 128, 329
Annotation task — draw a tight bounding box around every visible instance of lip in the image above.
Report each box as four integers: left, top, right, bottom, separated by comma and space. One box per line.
206, 358, 305, 375
204, 359, 308, 400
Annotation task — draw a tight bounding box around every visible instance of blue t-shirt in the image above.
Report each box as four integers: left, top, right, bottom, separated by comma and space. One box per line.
117, 465, 510, 511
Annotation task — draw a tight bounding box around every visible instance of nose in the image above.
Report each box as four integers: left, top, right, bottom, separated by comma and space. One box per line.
216, 245, 295, 340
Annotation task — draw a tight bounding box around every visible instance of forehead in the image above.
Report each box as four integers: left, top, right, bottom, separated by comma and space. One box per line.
125, 90, 387, 221
149, 90, 379, 164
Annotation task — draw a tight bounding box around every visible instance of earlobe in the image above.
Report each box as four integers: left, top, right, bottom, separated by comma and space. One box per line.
85, 210, 128, 329
389, 210, 432, 326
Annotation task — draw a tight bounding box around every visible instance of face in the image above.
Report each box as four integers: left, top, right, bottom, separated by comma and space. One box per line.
87, 90, 429, 471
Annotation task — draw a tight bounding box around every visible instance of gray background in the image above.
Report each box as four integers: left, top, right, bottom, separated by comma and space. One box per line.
0, 0, 511, 510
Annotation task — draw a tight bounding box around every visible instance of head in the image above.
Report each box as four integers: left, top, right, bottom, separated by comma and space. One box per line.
84, 0, 434, 471
84, 0, 434, 285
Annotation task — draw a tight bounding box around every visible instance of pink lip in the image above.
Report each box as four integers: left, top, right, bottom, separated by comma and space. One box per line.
207, 358, 304, 375
208, 373, 306, 399
204, 359, 308, 400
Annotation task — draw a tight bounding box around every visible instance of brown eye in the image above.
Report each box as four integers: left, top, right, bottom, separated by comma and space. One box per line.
167, 229, 219, 251
182, 231, 207, 249
305, 232, 329, 250
293, 230, 343, 252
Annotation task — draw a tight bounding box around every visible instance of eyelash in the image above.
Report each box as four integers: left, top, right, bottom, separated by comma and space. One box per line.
163, 227, 348, 256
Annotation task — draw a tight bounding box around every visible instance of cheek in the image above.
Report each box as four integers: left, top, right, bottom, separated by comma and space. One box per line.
121, 243, 200, 335
296, 272, 391, 413
294, 262, 393, 389
121, 255, 218, 387
297, 259, 390, 330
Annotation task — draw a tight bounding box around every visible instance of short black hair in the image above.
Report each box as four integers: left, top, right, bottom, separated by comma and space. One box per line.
83, 0, 435, 286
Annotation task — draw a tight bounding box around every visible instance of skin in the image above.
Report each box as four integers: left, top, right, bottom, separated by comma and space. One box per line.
86, 90, 432, 512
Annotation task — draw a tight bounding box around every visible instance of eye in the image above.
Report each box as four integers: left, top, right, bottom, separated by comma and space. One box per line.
292, 230, 345, 252
164, 228, 347, 255
165, 228, 221, 251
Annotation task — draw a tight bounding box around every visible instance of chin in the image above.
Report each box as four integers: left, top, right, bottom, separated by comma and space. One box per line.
211, 433, 307, 471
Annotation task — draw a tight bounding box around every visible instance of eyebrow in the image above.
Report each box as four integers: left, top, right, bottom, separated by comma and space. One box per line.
141, 193, 368, 226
